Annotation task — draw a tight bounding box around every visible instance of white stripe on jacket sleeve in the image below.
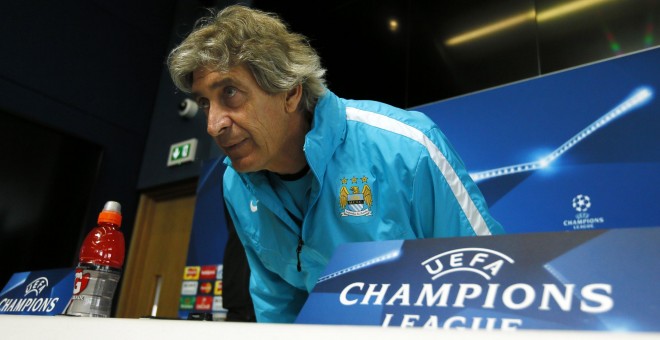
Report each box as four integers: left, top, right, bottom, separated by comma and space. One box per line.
345, 106, 491, 236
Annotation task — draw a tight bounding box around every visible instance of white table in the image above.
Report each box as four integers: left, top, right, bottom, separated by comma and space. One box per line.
1, 314, 658, 340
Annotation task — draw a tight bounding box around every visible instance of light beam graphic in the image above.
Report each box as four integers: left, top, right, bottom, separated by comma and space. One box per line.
316, 250, 401, 284
470, 86, 654, 182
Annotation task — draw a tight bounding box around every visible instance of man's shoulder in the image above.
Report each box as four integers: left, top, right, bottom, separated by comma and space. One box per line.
341, 100, 442, 150
343, 98, 437, 133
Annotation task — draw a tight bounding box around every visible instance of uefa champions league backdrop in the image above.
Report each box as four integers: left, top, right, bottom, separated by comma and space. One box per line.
414, 46, 660, 234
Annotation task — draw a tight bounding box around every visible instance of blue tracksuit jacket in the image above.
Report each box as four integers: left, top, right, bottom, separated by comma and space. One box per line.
223, 89, 504, 323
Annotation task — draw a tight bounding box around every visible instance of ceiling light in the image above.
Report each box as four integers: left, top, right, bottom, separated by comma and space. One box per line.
446, 0, 614, 46
389, 19, 399, 32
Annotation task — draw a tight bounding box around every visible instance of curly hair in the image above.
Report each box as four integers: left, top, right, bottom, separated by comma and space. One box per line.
167, 5, 326, 113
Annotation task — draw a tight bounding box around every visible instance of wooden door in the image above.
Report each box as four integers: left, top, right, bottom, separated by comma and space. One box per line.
116, 180, 197, 318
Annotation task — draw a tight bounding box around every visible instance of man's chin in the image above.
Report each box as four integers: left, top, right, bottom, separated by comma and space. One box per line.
228, 157, 260, 173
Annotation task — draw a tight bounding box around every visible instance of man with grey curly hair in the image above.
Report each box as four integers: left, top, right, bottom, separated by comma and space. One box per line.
168, 4, 503, 323
169, 4, 325, 125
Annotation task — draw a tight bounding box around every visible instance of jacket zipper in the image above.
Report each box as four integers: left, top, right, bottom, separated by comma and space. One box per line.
296, 236, 304, 272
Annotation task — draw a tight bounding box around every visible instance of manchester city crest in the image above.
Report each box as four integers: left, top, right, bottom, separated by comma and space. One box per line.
339, 175, 373, 217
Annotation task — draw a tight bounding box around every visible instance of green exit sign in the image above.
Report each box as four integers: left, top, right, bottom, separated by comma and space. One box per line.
167, 138, 198, 166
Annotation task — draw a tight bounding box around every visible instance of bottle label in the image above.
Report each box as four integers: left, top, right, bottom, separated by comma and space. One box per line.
64, 264, 121, 317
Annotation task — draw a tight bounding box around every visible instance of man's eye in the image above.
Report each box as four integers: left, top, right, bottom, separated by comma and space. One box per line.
197, 98, 210, 112
223, 86, 245, 108
224, 87, 238, 97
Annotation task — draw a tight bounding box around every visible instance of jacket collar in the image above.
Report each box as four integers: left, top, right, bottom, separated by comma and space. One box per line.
303, 89, 346, 184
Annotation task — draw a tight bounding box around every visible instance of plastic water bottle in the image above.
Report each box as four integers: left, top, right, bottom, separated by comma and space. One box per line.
64, 201, 125, 317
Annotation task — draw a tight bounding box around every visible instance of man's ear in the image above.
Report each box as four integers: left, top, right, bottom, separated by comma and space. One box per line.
284, 83, 303, 113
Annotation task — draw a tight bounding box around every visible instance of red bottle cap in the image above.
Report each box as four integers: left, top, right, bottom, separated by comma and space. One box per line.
98, 210, 122, 226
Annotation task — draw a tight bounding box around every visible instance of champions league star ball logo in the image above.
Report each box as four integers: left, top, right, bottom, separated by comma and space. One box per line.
572, 194, 591, 213
563, 194, 605, 230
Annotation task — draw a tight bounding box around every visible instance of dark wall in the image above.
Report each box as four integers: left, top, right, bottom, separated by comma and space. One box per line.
0, 0, 177, 285
0, 112, 101, 287
250, 0, 660, 108
137, 1, 234, 190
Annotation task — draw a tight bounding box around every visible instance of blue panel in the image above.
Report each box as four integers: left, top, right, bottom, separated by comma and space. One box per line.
297, 227, 660, 331
186, 158, 229, 265
0, 268, 75, 315
412, 47, 660, 233
180, 158, 229, 319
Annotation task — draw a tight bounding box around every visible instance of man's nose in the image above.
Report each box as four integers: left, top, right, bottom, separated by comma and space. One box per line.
207, 106, 232, 136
